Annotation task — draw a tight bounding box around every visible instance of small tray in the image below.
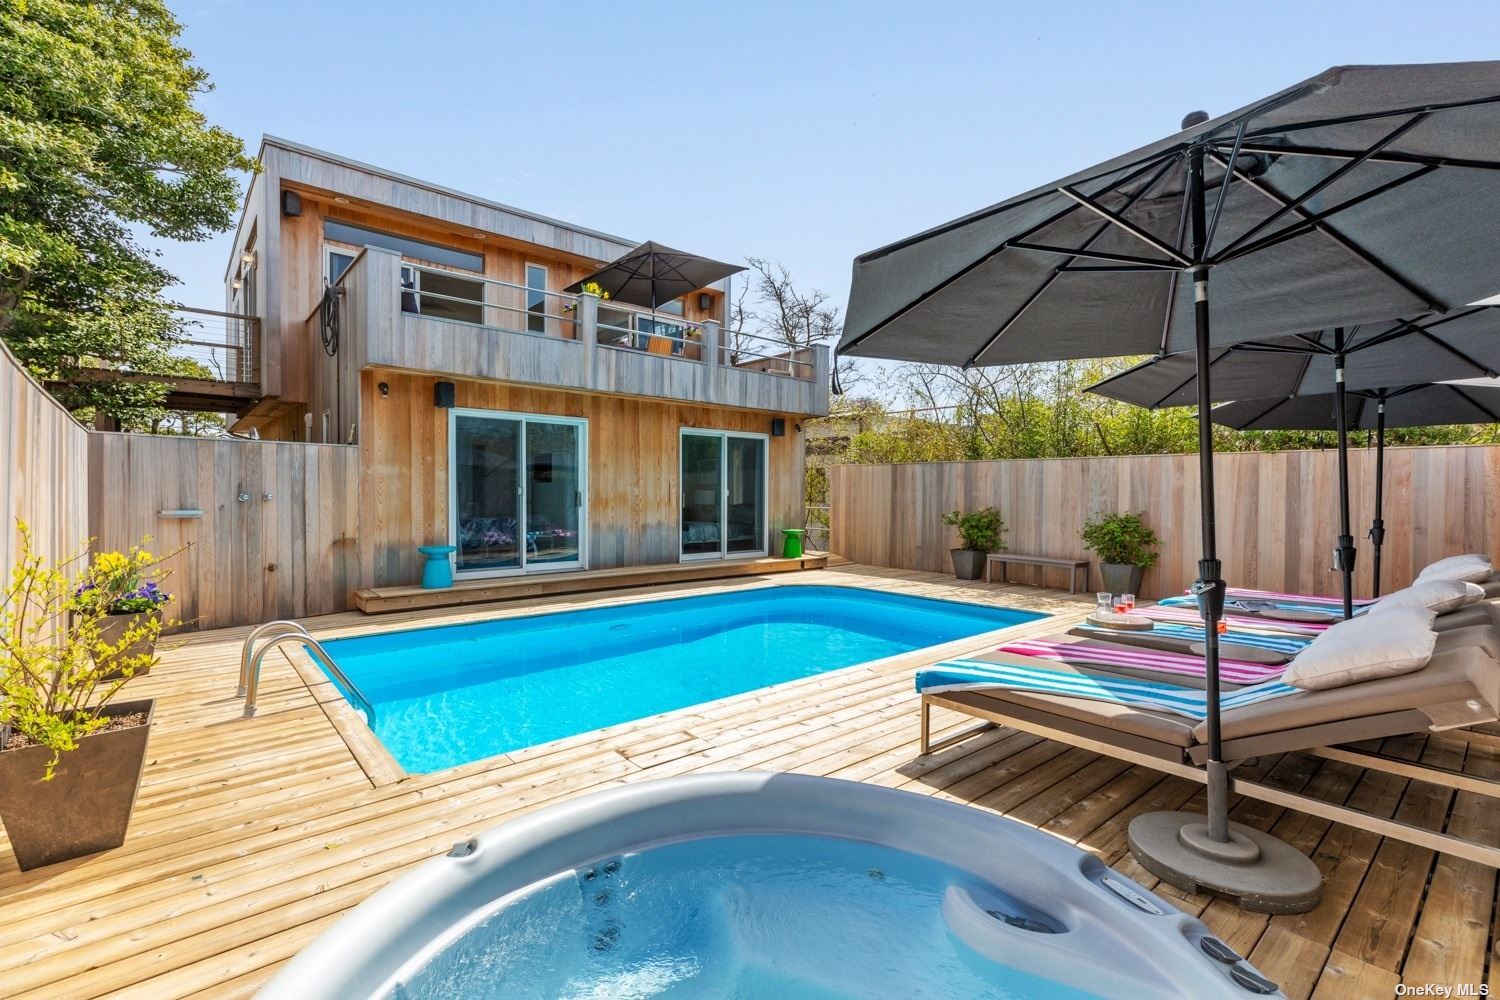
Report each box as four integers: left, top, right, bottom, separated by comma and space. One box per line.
1085, 613, 1154, 632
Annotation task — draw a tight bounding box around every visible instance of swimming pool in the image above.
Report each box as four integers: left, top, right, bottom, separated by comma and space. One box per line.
318, 585, 1044, 773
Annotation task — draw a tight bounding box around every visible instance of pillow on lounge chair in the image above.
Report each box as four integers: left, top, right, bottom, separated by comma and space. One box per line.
1282, 605, 1437, 691
1415, 553, 1493, 585
1370, 578, 1486, 615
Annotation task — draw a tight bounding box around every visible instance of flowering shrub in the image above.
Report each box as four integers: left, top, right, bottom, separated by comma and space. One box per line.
2, 523, 171, 778
579, 281, 611, 300
73, 543, 174, 616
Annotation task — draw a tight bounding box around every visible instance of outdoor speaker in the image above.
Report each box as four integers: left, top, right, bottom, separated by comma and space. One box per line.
281, 190, 302, 216
698, 292, 713, 311
434, 381, 456, 408
770, 418, 786, 437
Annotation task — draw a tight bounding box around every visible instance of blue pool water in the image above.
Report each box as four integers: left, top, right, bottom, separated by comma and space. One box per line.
393, 834, 1102, 999
320, 585, 1042, 773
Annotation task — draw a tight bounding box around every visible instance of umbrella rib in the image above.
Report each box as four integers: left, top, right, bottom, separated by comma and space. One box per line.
1150, 347, 1233, 409
1212, 113, 1429, 260
1450, 385, 1500, 424
1206, 150, 1446, 312
840, 153, 1178, 355
1006, 242, 1180, 268
1203, 120, 1247, 255
1229, 141, 1500, 173
1158, 181, 1195, 354
1212, 163, 1439, 266
1415, 329, 1497, 378
1056, 186, 1192, 265
1236, 91, 1500, 145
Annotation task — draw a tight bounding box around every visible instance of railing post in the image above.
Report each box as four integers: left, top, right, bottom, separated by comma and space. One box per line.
812, 343, 831, 414
578, 291, 599, 391
703, 321, 721, 372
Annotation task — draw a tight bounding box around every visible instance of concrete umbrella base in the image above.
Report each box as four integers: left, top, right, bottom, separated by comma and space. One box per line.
1128, 810, 1323, 915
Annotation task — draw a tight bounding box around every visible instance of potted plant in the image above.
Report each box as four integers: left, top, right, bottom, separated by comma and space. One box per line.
72, 543, 175, 678
942, 508, 1006, 580
1080, 512, 1161, 594
682, 326, 703, 361
0, 522, 166, 870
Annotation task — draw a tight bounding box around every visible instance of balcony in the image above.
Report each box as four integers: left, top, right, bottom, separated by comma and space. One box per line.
335, 246, 830, 415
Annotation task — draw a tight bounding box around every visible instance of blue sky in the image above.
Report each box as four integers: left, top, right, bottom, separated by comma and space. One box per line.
156, 0, 1500, 324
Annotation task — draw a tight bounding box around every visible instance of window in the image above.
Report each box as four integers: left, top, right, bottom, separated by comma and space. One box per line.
526, 264, 548, 335
680, 430, 767, 560
323, 219, 483, 272
401, 266, 485, 324
325, 247, 356, 284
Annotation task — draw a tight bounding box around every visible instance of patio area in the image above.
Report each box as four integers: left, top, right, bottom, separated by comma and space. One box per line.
0, 563, 1493, 998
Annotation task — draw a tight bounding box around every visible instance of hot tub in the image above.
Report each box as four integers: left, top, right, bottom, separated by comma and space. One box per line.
258, 773, 1283, 999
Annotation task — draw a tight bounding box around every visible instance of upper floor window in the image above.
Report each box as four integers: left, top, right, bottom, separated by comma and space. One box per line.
401, 265, 485, 325
323, 219, 484, 273
526, 264, 547, 335
326, 247, 356, 284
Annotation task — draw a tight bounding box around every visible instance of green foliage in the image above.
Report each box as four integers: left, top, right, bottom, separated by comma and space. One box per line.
0, 0, 255, 423
942, 507, 1006, 553
1080, 512, 1160, 569
1, 522, 173, 778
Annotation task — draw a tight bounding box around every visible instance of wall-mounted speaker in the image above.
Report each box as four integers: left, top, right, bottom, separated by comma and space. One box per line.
698, 292, 713, 311
770, 418, 786, 437
281, 190, 302, 217
434, 381, 456, 408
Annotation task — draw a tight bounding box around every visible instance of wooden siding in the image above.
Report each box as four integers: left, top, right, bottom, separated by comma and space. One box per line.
0, 342, 89, 578
830, 446, 1500, 599
358, 371, 808, 587
88, 433, 361, 629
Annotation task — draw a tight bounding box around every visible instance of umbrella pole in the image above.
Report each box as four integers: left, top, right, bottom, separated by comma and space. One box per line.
1333, 330, 1357, 619
1127, 135, 1321, 914
1370, 400, 1387, 597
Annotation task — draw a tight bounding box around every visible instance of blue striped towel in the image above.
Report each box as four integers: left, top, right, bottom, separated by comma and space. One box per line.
1158, 594, 1371, 618
1071, 620, 1312, 655
917, 658, 1299, 721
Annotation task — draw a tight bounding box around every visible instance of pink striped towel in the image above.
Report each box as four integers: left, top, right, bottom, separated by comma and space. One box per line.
1205, 586, 1377, 607
1137, 605, 1328, 635
999, 638, 1287, 685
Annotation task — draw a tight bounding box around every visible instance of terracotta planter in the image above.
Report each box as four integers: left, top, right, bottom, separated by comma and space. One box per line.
951, 549, 987, 580
98, 608, 162, 678
0, 699, 154, 870
683, 340, 703, 361
1099, 563, 1145, 595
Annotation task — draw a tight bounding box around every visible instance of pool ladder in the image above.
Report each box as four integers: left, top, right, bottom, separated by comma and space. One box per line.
238, 621, 376, 723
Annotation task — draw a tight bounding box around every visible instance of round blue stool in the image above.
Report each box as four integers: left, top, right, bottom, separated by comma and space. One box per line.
418, 545, 457, 589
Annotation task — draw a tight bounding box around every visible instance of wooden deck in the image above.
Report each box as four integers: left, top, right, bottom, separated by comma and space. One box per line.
352, 554, 829, 613
1, 565, 1495, 998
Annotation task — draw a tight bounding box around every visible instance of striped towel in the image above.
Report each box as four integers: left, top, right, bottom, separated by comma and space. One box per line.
1000, 638, 1286, 685
917, 658, 1298, 721
1135, 605, 1328, 635
1167, 587, 1375, 609
1071, 619, 1312, 655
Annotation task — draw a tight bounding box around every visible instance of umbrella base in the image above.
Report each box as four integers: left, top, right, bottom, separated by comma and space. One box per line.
1128, 810, 1322, 914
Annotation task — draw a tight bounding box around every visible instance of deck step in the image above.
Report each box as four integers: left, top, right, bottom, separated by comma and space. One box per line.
353, 555, 829, 614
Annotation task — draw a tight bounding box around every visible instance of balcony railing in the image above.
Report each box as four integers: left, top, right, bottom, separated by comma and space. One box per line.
399, 263, 580, 340
167, 306, 260, 384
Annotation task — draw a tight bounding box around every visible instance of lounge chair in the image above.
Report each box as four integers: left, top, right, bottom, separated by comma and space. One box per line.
917, 625, 1500, 868
1067, 617, 1313, 665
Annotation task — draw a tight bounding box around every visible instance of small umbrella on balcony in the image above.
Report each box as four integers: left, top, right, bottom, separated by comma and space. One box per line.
1087, 307, 1500, 617
566, 241, 744, 311
839, 62, 1500, 914
1209, 381, 1500, 597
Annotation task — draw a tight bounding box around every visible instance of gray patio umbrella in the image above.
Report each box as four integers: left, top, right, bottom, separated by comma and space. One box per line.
1211, 382, 1500, 597
564, 241, 744, 310
1089, 308, 1500, 617
840, 61, 1500, 914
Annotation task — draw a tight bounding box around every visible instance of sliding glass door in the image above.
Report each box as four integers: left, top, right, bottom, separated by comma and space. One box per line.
680, 430, 767, 560
451, 410, 587, 577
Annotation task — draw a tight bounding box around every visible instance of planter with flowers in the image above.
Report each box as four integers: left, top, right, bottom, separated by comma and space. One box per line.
0, 523, 168, 870
73, 544, 174, 678
682, 326, 703, 361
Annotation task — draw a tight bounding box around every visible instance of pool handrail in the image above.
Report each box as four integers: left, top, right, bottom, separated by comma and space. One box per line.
238, 620, 375, 723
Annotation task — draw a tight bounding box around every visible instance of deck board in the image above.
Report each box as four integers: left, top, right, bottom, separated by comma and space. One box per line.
1, 564, 1494, 998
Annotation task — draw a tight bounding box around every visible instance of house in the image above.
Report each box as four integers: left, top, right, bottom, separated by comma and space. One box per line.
218, 137, 829, 595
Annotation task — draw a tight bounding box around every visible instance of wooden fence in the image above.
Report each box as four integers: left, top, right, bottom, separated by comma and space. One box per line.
830, 445, 1500, 600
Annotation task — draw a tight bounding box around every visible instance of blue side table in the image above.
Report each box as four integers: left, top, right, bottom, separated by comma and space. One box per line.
418, 545, 457, 589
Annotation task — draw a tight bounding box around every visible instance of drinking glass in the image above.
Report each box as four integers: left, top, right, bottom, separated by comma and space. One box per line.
1112, 594, 1130, 615
1121, 593, 1136, 613
1096, 593, 1114, 616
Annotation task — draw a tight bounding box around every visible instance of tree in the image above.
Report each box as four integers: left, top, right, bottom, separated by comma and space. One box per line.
730, 257, 860, 390
0, 0, 254, 424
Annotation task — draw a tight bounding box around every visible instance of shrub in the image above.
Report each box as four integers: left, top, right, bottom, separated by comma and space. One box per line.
1080, 512, 1160, 569
1, 523, 170, 778
943, 508, 1007, 553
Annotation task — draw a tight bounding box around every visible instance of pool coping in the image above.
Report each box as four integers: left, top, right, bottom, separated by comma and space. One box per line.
283, 574, 1070, 789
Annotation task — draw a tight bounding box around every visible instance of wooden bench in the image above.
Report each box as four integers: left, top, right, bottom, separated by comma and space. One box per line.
986, 553, 1090, 594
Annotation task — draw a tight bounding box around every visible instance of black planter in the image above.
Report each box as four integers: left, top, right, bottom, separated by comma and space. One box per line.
0, 699, 154, 870
1099, 563, 1145, 595
951, 548, 988, 580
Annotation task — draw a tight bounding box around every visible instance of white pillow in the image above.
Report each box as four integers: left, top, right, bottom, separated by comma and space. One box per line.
1282, 605, 1437, 691
1415, 553, 1493, 585
1370, 579, 1485, 615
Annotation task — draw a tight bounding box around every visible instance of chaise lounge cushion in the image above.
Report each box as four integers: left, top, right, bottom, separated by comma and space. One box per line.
1281, 605, 1436, 691
1372, 578, 1486, 615
1415, 553, 1493, 585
